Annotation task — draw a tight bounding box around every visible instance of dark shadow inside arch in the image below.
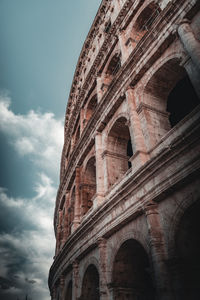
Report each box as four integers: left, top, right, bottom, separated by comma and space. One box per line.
80, 264, 100, 300
65, 280, 72, 300
112, 239, 155, 300
167, 75, 199, 127
82, 156, 96, 215
107, 117, 133, 187
174, 201, 200, 300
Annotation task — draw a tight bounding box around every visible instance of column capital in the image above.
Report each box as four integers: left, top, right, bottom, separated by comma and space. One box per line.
143, 202, 159, 215
97, 237, 107, 248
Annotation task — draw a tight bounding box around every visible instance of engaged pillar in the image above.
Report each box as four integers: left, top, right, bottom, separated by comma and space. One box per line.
144, 203, 173, 300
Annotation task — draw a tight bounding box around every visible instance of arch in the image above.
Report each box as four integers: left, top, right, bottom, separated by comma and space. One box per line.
81, 156, 96, 215
106, 52, 121, 76
139, 56, 199, 148
111, 238, 155, 299
131, 1, 161, 45
106, 116, 133, 187
172, 201, 200, 299
107, 230, 150, 283
65, 280, 72, 300
134, 1, 160, 32
168, 187, 200, 258
84, 94, 98, 126
80, 264, 100, 300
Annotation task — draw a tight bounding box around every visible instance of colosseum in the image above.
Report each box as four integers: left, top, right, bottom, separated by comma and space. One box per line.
49, 0, 200, 299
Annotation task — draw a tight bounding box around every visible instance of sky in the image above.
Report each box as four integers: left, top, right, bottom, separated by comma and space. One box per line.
0, 1, 101, 299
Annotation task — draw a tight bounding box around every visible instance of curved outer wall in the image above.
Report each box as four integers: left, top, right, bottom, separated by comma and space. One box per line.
49, 0, 200, 299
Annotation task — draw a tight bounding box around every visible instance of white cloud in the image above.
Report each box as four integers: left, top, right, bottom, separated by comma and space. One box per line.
0, 173, 56, 299
0, 94, 64, 180
0, 93, 64, 299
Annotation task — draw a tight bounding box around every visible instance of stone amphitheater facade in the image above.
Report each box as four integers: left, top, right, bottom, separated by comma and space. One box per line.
49, 0, 200, 299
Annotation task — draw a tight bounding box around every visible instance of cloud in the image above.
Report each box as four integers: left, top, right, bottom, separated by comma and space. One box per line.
0, 174, 56, 300
0, 93, 64, 300
0, 93, 64, 180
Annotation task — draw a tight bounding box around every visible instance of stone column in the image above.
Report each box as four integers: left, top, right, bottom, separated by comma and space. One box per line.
178, 19, 200, 72
118, 29, 129, 64
94, 133, 105, 207
60, 275, 65, 300
61, 191, 70, 247
125, 87, 149, 170
72, 167, 81, 231
144, 203, 173, 300
96, 73, 104, 103
56, 210, 63, 254
72, 261, 79, 300
98, 238, 109, 300
51, 286, 56, 300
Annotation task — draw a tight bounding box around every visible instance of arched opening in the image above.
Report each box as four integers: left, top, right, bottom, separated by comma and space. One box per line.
106, 53, 121, 77
81, 156, 96, 215
142, 59, 199, 149
167, 75, 199, 127
112, 239, 155, 299
173, 201, 200, 299
81, 265, 100, 300
65, 280, 72, 300
133, 2, 161, 43
84, 95, 97, 125
107, 117, 133, 187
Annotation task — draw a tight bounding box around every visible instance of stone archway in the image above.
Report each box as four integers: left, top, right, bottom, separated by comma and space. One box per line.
173, 201, 200, 300
81, 156, 96, 215
111, 239, 155, 300
141, 58, 199, 149
106, 116, 133, 187
80, 264, 100, 300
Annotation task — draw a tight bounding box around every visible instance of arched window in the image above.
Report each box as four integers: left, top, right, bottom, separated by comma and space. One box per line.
106, 53, 121, 77
84, 95, 97, 126
81, 265, 100, 300
81, 156, 96, 215
107, 117, 133, 187
133, 2, 161, 43
142, 58, 199, 148
174, 201, 200, 299
112, 239, 155, 299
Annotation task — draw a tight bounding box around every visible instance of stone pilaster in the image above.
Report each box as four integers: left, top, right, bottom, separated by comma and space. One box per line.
60, 275, 65, 299
125, 87, 149, 169
51, 286, 56, 300
178, 19, 200, 72
56, 210, 63, 254
118, 29, 129, 64
98, 238, 109, 300
61, 191, 70, 247
144, 202, 173, 300
73, 168, 81, 231
72, 261, 79, 300
94, 133, 105, 207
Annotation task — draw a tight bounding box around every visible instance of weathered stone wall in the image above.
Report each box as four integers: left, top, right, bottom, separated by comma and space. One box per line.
49, 0, 200, 299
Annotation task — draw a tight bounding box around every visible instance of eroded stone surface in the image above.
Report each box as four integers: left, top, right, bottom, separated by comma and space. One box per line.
49, 0, 200, 299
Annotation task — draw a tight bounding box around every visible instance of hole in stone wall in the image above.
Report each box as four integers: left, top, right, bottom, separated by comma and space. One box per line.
81, 265, 100, 300
174, 201, 200, 299
167, 75, 199, 127
112, 239, 155, 299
